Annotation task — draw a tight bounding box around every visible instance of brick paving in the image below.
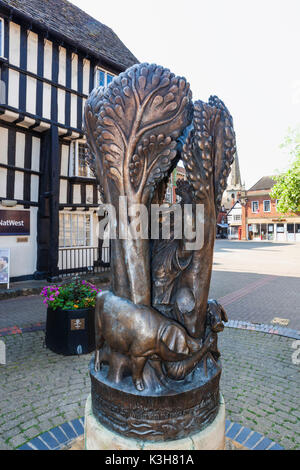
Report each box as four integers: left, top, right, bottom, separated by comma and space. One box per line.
219, 329, 300, 451
209, 240, 300, 329
209, 272, 300, 329
0, 328, 299, 450
0, 296, 47, 329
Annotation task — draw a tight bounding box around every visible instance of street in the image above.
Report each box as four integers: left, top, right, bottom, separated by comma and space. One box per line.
210, 241, 300, 329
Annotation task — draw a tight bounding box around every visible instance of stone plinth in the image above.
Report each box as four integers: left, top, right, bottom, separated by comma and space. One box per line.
84, 394, 226, 450
89, 357, 221, 441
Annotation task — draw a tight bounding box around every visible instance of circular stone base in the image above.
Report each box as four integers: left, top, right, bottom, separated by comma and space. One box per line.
89, 357, 221, 441
84, 394, 226, 450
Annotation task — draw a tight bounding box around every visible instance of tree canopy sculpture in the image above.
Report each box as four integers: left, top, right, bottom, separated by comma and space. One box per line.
85, 64, 192, 306
84, 63, 236, 441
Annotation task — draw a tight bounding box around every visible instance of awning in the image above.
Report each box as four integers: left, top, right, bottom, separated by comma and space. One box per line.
217, 224, 228, 228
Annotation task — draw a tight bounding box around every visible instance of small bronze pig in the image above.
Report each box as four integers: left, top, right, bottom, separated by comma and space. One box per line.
95, 290, 201, 391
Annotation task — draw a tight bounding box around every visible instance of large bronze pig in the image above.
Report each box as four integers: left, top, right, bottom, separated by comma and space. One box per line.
95, 290, 201, 391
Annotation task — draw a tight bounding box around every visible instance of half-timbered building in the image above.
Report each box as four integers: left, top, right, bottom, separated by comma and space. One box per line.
0, 0, 137, 281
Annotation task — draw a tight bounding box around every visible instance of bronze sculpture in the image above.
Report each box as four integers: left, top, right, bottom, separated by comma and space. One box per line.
84, 63, 236, 441
95, 290, 201, 391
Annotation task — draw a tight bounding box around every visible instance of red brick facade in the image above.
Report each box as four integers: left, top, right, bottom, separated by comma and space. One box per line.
242, 190, 300, 242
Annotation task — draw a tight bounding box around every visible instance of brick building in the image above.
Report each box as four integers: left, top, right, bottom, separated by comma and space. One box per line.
241, 176, 300, 242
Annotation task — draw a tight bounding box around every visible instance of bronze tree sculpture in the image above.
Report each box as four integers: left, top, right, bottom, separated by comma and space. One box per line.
84, 63, 236, 441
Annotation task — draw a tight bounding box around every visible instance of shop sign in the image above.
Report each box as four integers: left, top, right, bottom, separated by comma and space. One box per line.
0, 210, 30, 236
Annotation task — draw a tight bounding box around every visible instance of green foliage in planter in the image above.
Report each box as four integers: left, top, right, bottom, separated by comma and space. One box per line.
41, 279, 101, 311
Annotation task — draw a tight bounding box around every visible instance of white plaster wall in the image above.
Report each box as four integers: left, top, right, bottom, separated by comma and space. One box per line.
0, 168, 7, 199
43, 40, 52, 80
57, 88, 65, 125
0, 206, 38, 278
27, 31, 38, 74
9, 22, 20, 67
71, 53, 78, 91
70, 94, 77, 128
58, 47, 66, 86
60, 144, 69, 176
42, 83, 51, 120
8, 69, 19, 109
83, 60, 90, 95
26, 76, 37, 115
73, 185, 81, 204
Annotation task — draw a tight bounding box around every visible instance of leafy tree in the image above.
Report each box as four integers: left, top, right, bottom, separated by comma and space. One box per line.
270, 127, 300, 213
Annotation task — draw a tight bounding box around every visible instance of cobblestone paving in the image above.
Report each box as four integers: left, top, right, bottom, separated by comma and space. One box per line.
0, 332, 90, 450
0, 328, 299, 450
219, 329, 300, 450
0, 296, 47, 329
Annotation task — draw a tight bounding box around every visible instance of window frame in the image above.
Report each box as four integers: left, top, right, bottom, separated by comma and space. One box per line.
70, 140, 93, 179
59, 211, 93, 248
0, 17, 4, 58
251, 201, 259, 213
263, 200, 271, 212
95, 67, 115, 88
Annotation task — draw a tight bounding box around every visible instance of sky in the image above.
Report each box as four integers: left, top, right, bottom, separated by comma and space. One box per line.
71, 0, 300, 188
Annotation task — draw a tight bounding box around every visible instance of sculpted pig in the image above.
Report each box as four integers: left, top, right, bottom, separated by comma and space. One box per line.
95, 290, 201, 391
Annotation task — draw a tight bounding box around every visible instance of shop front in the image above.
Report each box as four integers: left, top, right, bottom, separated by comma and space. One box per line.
247, 219, 300, 242
228, 224, 241, 240
217, 223, 228, 239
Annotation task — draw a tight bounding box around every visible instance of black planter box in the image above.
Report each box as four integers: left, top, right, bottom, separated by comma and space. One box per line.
45, 307, 95, 356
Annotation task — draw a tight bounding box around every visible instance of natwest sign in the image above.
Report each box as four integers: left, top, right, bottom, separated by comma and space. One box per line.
0, 210, 30, 236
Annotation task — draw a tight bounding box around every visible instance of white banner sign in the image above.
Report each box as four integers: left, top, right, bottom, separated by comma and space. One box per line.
0, 248, 10, 287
